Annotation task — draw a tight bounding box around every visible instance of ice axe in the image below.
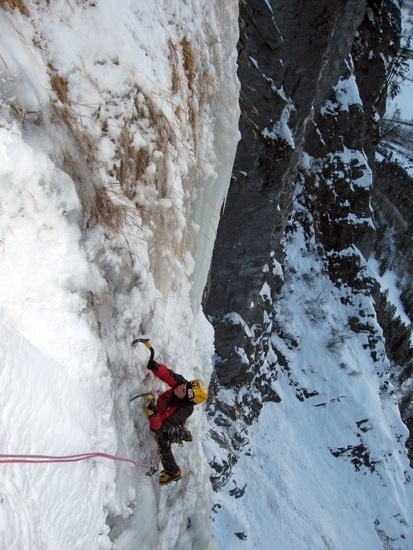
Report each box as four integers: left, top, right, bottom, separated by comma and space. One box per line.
129, 391, 153, 403
131, 337, 155, 361
130, 338, 155, 403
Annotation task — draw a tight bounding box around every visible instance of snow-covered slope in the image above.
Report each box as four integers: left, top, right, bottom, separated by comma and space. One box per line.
209, 219, 413, 548
0, 1, 239, 548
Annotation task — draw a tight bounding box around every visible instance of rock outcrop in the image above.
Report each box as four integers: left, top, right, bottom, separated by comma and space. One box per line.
205, 0, 409, 486
206, 0, 368, 386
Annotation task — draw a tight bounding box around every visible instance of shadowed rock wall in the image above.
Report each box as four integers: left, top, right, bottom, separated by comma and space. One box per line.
205, 0, 366, 387
205, 0, 404, 486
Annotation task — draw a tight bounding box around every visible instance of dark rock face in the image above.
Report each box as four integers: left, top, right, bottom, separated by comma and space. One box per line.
372, 159, 413, 464
205, 0, 405, 486
205, 0, 367, 387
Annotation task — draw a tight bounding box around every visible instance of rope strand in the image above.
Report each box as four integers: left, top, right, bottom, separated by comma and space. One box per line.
0, 452, 151, 468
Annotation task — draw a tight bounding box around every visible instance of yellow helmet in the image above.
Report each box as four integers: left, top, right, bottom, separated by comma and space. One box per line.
187, 379, 208, 404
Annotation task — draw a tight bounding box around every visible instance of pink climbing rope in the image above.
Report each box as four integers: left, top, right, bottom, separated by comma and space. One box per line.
0, 452, 151, 468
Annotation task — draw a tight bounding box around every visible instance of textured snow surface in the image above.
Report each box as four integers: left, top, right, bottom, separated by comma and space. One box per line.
0, 1, 239, 548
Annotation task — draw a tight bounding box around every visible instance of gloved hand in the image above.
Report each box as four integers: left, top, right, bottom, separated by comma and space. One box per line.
147, 359, 159, 371
145, 397, 158, 418
145, 406, 158, 418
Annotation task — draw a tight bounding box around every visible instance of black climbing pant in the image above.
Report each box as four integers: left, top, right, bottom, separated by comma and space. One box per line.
155, 431, 180, 475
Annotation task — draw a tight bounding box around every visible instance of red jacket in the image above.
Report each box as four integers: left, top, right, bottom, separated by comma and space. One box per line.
149, 364, 194, 432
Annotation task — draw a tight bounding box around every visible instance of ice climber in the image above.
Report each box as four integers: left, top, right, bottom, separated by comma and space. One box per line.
138, 339, 208, 486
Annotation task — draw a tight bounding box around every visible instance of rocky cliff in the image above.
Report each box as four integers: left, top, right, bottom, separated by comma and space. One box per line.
206, 0, 413, 489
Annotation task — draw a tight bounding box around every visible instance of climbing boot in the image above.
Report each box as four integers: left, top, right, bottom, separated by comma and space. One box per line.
159, 468, 182, 485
